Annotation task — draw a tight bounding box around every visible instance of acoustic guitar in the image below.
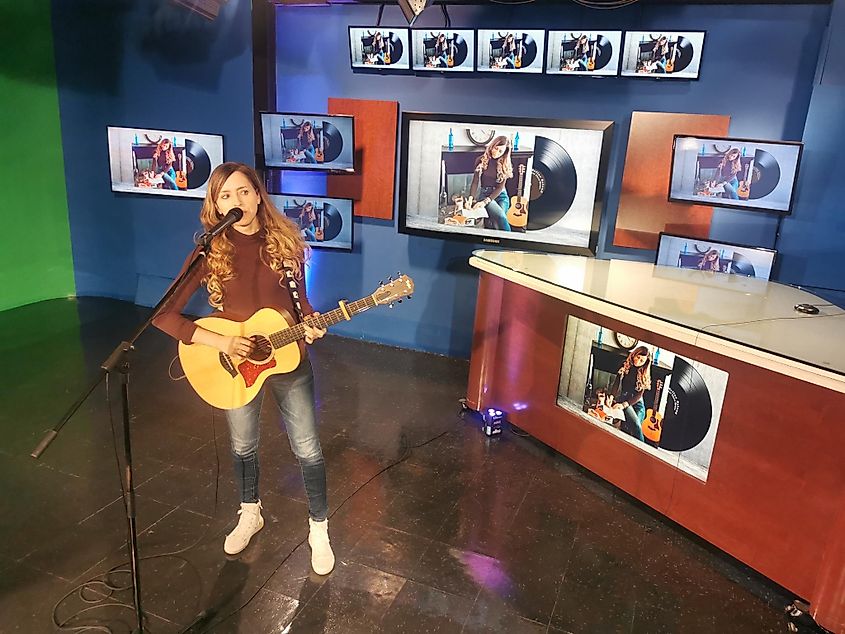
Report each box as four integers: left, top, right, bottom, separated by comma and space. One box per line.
665, 42, 678, 73
514, 40, 523, 68
175, 171, 188, 189
447, 40, 454, 67
643, 379, 664, 444
315, 130, 324, 163
384, 38, 392, 65
178, 275, 414, 409
737, 161, 751, 200
586, 41, 596, 71
315, 208, 325, 241
507, 164, 529, 228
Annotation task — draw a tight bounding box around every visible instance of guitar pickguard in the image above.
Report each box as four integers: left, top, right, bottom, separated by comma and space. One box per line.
237, 358, 278, 388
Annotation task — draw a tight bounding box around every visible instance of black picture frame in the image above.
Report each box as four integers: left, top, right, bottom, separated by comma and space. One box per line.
259, 111, 356, 174
398, 110, 614, 256
347, 26, 412, 72
620, 30, 707, 80
655, 231, 778, 281
266, 192, 355, 252
668, 134, 804, 215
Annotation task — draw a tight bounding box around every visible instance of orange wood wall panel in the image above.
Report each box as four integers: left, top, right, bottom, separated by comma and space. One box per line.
327, 98, 398, 220
468, 273, 845, 630
613, 111, 731, 250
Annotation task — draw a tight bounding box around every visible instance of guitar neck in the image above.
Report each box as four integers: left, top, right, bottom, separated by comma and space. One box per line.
269, 296, 378, 348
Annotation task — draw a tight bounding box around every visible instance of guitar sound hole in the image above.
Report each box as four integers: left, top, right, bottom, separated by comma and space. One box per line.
247, 335, 273, 364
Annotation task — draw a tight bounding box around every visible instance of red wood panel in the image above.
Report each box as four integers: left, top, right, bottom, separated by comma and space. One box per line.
327, 98, 398, 220
613, 111, 730, 250
467, 273, 845, 629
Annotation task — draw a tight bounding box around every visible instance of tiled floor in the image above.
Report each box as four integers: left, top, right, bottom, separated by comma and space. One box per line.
0, 298, 797, 633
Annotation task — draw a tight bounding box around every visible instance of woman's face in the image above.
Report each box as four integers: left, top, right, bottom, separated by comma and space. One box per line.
727, 150, 740, 160
161, 139, 171, 149
302, 122, 312, 132
632, 351, 649, 367
216, 170, 261, 233
707, 251, 718, 261
490, 142, 506, 159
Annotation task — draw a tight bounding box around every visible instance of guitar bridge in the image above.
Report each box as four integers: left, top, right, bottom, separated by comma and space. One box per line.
219, 353, 238, 378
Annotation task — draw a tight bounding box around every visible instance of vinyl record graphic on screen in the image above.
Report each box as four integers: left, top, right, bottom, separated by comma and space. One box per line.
527, 136, 578, 231
671, 36, 697, 73
591, 35, 614, 70
185, 138, 212, 189
749, 149, 781, 199
659, 358, 712, 452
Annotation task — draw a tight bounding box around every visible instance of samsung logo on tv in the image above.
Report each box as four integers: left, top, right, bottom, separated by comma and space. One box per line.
482, 238, 500, 244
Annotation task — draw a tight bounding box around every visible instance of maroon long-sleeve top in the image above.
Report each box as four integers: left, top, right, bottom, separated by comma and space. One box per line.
153, 229, 314, 344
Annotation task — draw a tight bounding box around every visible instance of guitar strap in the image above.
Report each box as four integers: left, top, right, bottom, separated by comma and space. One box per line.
281, 262, 306, 323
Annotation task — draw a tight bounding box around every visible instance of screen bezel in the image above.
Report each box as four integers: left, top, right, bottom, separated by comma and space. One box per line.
655, 231, 778, 281
619, 30, 707, 81
668, 134, 804, 215
347, 25, 412, 71
106, 125, 225, 199
410, 28, 477, 73
268, 191, 355, 252
475, 29, 547, 74
543, 30, 623, 77
259, 111, 356, 174
397, 110, 614, 256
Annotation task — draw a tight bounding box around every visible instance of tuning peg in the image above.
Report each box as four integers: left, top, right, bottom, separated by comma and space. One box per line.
406, 294, 412, 300
387, 275, 393, 282
389, 303, 394, 309
398, 299, 402, 303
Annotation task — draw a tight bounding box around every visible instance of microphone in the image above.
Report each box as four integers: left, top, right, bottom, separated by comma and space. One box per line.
197, 208, 243, 246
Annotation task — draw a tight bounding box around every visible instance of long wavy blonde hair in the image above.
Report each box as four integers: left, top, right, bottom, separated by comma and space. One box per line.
199, 162, 308, 309
476, 135, 513, 183
618, 345, 653, 392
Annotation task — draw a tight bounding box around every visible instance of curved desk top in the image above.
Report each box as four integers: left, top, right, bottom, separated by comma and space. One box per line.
470, 250, 845, 393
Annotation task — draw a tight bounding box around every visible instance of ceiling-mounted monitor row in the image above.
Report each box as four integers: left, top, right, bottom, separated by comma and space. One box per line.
348, 28, 706, 79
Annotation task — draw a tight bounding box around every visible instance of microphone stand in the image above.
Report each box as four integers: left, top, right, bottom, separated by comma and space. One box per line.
31, 244, 210, 634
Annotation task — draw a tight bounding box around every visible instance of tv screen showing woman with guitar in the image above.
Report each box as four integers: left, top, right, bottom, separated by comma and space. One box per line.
476, 29, 545, 73
621, 31, 705, 79
411, 29, 475, 72
152, 162, 336, 571
546, 31, 622, 76
260, 112, 355, 172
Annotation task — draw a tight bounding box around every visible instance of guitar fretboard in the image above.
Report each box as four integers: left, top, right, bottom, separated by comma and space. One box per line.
268, 296, 377, 349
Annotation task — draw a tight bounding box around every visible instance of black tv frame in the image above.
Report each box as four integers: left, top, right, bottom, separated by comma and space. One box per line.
475, 29, 548, 74
543, 30, 623, 78
619, 30, 707, 81
259, 111, 356, 174
397, 110, 614, 256
410, 28, 477, 73
668, 134, 804, 215
347, 25, 412, 72
655, 231, 778, 281
106, 125, 225, 199
267, 191, 355, 252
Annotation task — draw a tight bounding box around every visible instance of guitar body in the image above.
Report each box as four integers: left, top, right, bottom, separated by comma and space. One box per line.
175, 171, 188, 189
315, 147, 324, 163
507, 195, 528, 227
515, 56, 522, 68
643, 410, 663, 443
178, 308, 302, 410
384, 50, 391, 65
738, 181, 750, 199
315, 227, 324, 241
665, 60, 674, 73
587, 56, 595, 71
447, 55, 454, 68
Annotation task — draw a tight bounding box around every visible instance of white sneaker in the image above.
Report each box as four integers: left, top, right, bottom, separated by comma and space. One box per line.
308, 518, 335, 575
224, 501, 264, 555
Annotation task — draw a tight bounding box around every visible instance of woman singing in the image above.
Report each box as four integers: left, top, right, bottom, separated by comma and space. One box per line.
468, 136, 513, 232
153, 163, 335, 575
610, 346, 653, 441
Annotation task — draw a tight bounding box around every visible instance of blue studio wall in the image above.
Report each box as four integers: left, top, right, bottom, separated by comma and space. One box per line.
275, 2, 835, 356
52, 0, 256, 313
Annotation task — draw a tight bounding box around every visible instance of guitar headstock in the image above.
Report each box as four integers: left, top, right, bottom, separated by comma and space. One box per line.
373, 274, 414, 307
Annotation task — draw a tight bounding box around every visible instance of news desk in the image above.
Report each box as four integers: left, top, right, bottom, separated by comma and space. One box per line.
467, 250, 845, 633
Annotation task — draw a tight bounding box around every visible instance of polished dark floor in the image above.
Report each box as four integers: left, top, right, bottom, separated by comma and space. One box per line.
0, 298, 797, 633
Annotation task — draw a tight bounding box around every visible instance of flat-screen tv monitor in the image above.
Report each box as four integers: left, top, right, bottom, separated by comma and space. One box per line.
621, 31, 705, 79
399, 111, 614, 256
669, 135, 803, 213
348, 27, 411, 70
655, 232, 777, 281
411, 29, 475, 72
545, 31, 622, 76
268, 194, 354, 251
107, 126, 223, 198
260, 113, 355, 173
476, 30, 545, 74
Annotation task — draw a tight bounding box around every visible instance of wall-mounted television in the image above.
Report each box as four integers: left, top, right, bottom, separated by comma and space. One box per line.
655, 232, 777, 281
398, 111, 614, 256
268, 194, 354, 251
107, 126, 223, 198
348, 27, 411, 70
669, 135, 803, 213
476, 30, 545, 74
411, 29, 475, 72
260, 113, 355, 173
621, 31, 705, 79
545, 31, 622, 76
